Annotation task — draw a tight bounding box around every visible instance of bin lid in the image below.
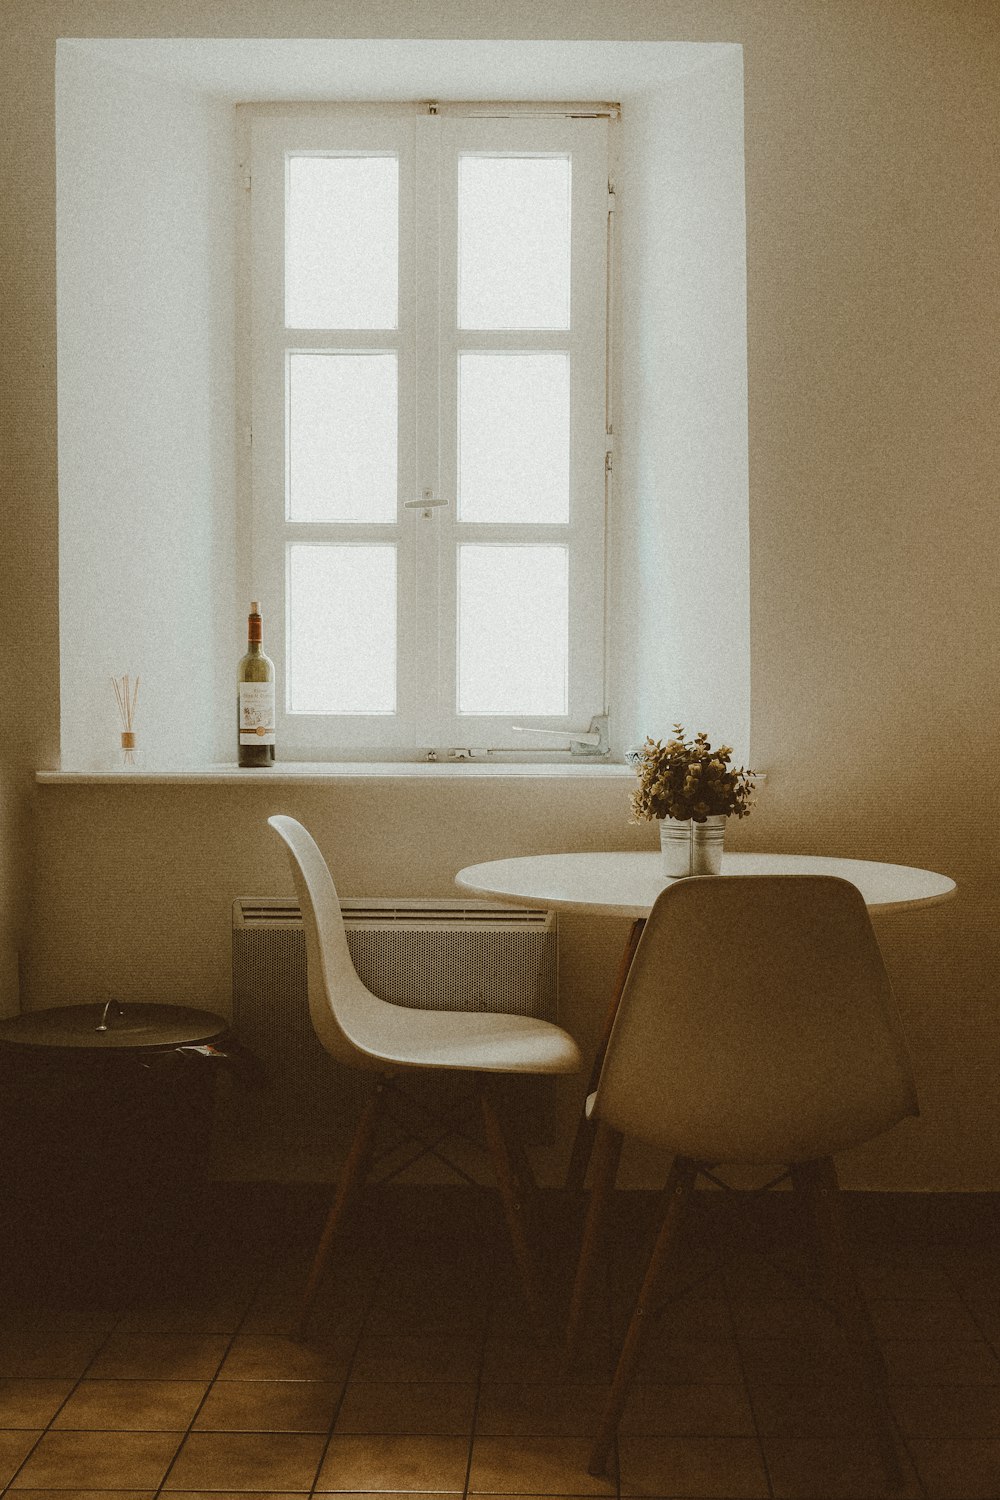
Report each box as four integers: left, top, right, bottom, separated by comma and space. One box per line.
0, 1003, 228, 1052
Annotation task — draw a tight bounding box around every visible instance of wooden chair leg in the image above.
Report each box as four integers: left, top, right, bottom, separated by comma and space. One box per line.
565, 1121, 623, 1364
589, 1155, 698, 1477
478, 1074, 544, 1325
297, 1081, 386, 1333
792, 1157, 902, 1486
504, 1097, 537, 1202
565, 919, 645, 1192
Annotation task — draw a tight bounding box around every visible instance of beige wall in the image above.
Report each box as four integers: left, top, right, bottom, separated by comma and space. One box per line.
3, 1, 999, 1188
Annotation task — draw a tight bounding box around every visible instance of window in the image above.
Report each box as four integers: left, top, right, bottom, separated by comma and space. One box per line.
246, 105, 613, 758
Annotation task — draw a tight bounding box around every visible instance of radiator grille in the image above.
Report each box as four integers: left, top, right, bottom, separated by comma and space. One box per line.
230, 897, 557, 1149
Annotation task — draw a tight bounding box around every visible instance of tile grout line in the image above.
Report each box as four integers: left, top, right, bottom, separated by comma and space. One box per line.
306, 1209, 392, 1500
717, 1251, 775, 1500
603, 1224, 622, 1500
459, 1271, 495, 1500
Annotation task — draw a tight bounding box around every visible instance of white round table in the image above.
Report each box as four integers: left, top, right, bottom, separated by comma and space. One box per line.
455, 850, 956, 919
455, 850, 956, 1188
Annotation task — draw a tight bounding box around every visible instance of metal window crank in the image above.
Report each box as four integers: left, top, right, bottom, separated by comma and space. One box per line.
511, 714, 610, 757
404, 489, 450, 519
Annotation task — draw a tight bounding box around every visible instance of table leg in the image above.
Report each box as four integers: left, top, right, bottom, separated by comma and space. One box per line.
564, 917, 645, 1191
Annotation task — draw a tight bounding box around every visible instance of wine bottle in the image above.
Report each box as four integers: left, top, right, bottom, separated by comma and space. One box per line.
237, 600, 276, 767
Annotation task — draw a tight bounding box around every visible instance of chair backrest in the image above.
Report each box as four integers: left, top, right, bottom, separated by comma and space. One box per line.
268, 814, 385, 1071
593, 875, 919, 1164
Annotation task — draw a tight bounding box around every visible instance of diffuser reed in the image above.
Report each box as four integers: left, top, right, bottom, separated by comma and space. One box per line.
112, 673, 140, 765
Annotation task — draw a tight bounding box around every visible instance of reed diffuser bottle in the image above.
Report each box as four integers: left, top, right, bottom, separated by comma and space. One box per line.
237, 600, 275, 767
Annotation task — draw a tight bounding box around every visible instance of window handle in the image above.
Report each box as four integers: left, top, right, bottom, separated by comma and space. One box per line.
513, 724, 601, 746
404, 491, 449, 510
511, 714, 609, 755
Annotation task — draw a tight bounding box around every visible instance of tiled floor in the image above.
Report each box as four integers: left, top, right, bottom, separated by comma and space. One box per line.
3, 1177, 1000, 1498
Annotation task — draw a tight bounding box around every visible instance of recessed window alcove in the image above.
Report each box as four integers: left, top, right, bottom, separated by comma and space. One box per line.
55, 38, 750, 772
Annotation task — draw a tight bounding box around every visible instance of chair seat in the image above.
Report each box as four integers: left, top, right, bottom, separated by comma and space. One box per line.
346, 999, 581, 1076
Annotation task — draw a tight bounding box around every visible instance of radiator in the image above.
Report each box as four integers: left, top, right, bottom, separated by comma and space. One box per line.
230, 897, 557, 1149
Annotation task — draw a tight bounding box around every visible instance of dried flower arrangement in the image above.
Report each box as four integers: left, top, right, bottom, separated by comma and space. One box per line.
630, 726, 756, 823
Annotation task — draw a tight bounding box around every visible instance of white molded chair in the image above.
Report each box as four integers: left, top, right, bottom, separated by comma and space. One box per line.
566, 874, 919, 1480
268, 815, 581, 1327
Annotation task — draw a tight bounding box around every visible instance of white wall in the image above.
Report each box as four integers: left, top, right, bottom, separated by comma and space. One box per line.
616, 51, 751, 764
56, 45, 239, 770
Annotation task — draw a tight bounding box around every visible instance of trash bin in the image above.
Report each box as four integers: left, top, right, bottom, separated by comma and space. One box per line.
0, 1002, 244, 1255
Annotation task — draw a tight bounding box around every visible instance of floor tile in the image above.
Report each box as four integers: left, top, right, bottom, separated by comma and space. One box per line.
9, 1429, 180, 1489
0, 1333, 102, 1380
635, 1334, 745, 1384
722, 1254, 814, 1300
738, 1334, 854, 1385
113, 1296, 250, 1334
620, 1382, 756, 1437
483, 1333, 609, 1384
6, 1492, 157, 1499
218, 1334, 354, 1381
364, 1289, 490, 1336
761, 1435, 923, 1499
880, 1336, 1000, 1384
52, 1378, 207, 1430
748, 1380, 870, 1438
164, 1431, 326, 1490
195, 1377, 343, 1432
868, 1294, 983, 1340
0, 1430, 43, 1486
316, 1434, 470, 1491
0, 1379, 74, 1427
336, 1381, 477, 1435
857, 1261, 958, 1299
617, 1435, 770, 1497
261, 1290, 370, 1340
632, 1294, 733, 1337
475, 1382, 610, 1437
86, 1333, 229, 1380
350, 1334, 482, 1383
909, 1437, 1000, 1499
729, 1295, 841, 1342
891, 1383, 1000, 1438
942, 1248, 1000, 1293
468, 1436, 615, 1494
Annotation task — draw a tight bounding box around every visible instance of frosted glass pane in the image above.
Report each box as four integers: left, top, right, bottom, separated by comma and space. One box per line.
286, 155, 398, 329
289, 545, 396, 713
288, 353, 397, 522
458, 545, 568, 715
458, 155, 571, 330
458, 353, 570, 523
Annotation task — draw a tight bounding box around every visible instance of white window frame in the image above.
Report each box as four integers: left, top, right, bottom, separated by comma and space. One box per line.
247, 103, 612, 760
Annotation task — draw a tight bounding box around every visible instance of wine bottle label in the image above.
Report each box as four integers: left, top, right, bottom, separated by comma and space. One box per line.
239, 682, 275, 745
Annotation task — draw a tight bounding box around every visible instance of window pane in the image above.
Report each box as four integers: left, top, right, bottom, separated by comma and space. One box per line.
288, 544, 396, 713
286, 155, 398, 329
458, 155, 571, 330
458, 545, 568, 715
288, 353, 397, 522
458, 352, 570, 523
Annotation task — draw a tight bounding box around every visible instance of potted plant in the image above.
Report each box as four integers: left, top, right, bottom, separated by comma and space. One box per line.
630, 726, 756, 876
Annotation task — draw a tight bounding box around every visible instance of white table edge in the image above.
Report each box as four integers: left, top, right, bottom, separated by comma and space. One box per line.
455, 852, 957, 919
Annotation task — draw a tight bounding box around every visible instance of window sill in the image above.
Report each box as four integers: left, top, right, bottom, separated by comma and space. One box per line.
37, 761, 636, 785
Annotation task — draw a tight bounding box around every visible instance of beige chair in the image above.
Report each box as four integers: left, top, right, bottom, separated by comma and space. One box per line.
566, 874, 918, 1480
268, 815, 581, 1327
